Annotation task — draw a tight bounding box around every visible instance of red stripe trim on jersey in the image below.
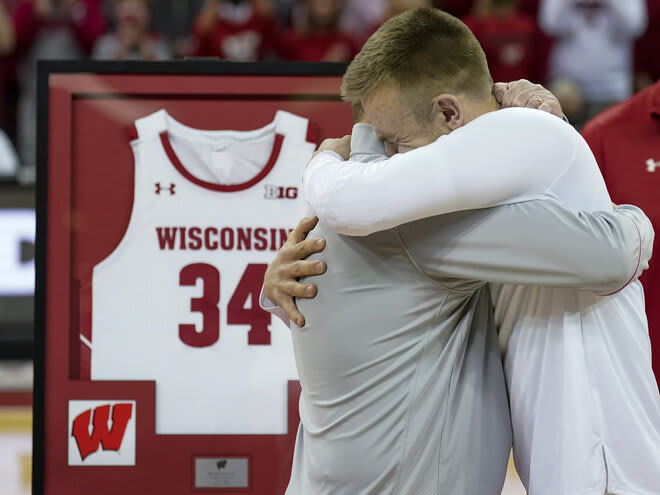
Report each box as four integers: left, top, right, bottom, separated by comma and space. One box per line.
159, 131, 284, 193
603, 218, 643, 296
287, 380, 302, 437
127, 123, 139, 141
306, 119, 320, 146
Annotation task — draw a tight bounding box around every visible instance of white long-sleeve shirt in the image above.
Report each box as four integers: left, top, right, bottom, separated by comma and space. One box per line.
301, 108, 660, 495
539, 0, 647, 102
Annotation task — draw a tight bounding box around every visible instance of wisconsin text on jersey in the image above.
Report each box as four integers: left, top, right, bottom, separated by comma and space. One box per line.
155, 226, 292, 251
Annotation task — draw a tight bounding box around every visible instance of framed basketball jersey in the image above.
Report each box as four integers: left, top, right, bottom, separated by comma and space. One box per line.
33, 61, 353, 495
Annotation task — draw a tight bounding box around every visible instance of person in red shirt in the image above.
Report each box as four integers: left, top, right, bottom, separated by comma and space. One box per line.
191, 0, 277, 61
582, 81, 660, 383
462, 0, 548, 83
278, 0, 358, 62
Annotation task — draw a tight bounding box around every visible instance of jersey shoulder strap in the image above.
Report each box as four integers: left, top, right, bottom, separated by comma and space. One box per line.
274, 110, 317, 144
128, 110, 169, 142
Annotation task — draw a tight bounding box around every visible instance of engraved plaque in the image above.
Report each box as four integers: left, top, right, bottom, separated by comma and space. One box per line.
194, 457, 250, 489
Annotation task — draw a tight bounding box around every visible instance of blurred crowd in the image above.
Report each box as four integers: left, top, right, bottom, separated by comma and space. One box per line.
0, 0, 658, 182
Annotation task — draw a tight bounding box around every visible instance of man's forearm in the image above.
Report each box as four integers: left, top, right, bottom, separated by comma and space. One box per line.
303, 112, 576, 236
402, 200, 653, 295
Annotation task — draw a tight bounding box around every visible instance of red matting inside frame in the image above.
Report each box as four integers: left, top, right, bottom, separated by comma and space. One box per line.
43, 71, 353, 495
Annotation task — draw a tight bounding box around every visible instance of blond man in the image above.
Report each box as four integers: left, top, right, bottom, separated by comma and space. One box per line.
263, 11, 658, 495
293, 8, 660, 495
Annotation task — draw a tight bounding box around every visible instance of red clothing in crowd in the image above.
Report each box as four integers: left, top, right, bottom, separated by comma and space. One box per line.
463, 11, 548, 83
13, 0, 105, 55
278, 29, 358, 62
192, 8, 277, 62
582, 82, 660, 382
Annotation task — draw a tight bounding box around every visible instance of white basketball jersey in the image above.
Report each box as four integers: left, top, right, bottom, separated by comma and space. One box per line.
86, 109, 316, 434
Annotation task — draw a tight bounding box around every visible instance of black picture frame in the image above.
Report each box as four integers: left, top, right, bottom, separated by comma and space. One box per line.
33, 60, 348, 495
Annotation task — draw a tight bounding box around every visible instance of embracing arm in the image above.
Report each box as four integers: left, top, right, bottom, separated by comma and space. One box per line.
258, 202, 654, 325
304, 109, 577, 236
259, 217, 327, 327
402, 200, 653, 295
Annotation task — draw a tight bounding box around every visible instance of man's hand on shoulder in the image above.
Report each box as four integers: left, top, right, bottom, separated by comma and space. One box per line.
264, 216, 327, 327
493, 79, 564, 119
311, 135, 351, 161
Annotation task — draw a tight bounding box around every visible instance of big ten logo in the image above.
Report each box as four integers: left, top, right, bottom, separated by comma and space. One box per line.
264, 185, 298, 200
68, 400, 136, 466
0, 209, 35, 296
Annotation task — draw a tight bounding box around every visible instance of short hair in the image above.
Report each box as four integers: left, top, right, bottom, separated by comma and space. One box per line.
351, 101, 366, 123
341, 8, 492, 118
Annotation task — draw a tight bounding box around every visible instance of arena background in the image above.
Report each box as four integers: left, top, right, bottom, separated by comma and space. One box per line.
1, 0, 658, 493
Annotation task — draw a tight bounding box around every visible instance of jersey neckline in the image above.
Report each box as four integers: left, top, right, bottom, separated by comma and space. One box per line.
154, 110, 288, 193
159, 131, 284, 192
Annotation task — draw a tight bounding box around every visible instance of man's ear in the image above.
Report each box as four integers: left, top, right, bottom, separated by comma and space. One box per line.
430, 94, 464, 131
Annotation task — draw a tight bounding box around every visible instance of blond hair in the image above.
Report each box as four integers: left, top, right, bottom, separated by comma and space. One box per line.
342, 8, 492, 119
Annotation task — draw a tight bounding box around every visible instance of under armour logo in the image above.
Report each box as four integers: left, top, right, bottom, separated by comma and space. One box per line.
646, 159, 659, 173
155, 182, 176, 195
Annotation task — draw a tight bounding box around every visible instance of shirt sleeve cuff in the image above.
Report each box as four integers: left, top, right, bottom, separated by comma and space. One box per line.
308, 150, 345, 166
259, 287, 290, 328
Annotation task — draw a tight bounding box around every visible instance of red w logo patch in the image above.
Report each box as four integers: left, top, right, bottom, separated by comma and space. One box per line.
71, 403, 134, 460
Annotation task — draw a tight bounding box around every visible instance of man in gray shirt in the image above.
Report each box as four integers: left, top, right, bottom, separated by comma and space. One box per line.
266, 121, 652, 494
